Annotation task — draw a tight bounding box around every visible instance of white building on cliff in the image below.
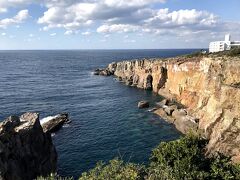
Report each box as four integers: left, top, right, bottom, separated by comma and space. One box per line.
209, 34, 240, 53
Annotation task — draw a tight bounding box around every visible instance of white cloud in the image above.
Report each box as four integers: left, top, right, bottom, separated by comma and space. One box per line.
103, 0, 166, 8
124, 39, 136, 43
82, 31, 91, 36
145, 9, 217, 29
0, 10, 29, 28
50, 33, 56, 36
36, 0, 225, 38
29, 33, 34, 37
97, 24, 139, 33
0, 0, 35, 13
38, 3, 95, 31
64, 30, 74, 35
0, 8, 7, 13
1, 32, 6, 36
0, 0, 239, 45
37, 0, 166, 33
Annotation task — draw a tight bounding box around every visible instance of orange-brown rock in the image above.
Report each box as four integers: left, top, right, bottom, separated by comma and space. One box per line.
105, 56, 240, 162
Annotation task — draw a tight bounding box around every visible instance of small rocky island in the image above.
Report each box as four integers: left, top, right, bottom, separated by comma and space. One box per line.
0, 112, 70, 180
95, 54, 240, 162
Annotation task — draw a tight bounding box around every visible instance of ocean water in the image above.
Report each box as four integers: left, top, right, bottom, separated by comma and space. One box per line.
0, 49, 197, 178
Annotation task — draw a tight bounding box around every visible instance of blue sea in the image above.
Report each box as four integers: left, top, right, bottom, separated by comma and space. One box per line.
0, 49, 197, 178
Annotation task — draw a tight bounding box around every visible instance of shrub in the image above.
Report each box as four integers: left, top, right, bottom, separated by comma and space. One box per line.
210, 153, 240, 179
37, 173, 73, 180
227, 47, 240, 57
41, 135, 240, 180
147, 134, 209, 179
79, 159, 145, 180
147, 134, 240, 180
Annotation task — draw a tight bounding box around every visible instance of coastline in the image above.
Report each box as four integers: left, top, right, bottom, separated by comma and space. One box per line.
95, 54, 240, 162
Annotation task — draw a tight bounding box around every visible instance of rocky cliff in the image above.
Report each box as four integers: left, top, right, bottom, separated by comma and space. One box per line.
102, 55, 240, 162
0, 112, 57, 180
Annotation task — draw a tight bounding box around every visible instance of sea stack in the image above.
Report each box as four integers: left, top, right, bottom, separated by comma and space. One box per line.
0, 112, 57, 180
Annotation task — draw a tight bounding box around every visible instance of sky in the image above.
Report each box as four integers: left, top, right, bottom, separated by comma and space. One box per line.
0, 0, 240, 50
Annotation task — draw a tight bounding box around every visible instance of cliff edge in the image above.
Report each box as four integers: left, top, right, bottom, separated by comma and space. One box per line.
100, 55, 240, 162
0, 112, 57, 180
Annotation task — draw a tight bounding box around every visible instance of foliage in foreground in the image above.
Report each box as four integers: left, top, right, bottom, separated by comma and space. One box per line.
147, 134, 240, 180
37, 173, 73, 180
39, 134, 240, 180
79, 159, 145, 180
79, 134, 240, 180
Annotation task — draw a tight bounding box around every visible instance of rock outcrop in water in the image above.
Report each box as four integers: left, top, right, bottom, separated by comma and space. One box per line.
0, 112, 57, 180
96, 55, 240, 162
40, 113, 71, 133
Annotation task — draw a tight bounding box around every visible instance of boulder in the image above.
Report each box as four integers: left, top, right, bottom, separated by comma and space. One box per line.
148, 108, 157, 112
0, 112, 57, 180
164, 105, 178, 116
174, 115, 198, 134
154, 108, 175, 123
116, 76, 123, 81
172, 109, 187, 119
156, 99, 169, 107
40, 113, 71, 133
138, 101, 150, 109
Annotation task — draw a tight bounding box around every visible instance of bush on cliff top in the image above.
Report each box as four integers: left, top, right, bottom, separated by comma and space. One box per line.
79, 159, 145, 180
148, 134, 209, 179
78, 134, 240, 180
210, 47, 240, 57
39, 135, 240, 180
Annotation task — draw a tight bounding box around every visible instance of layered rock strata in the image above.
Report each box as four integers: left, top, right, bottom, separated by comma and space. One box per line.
97, 56, 240, 162
0, 112, 57, 180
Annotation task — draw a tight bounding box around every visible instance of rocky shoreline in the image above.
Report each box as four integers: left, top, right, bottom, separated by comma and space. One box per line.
95, 55, 240, 162
0, 112, 70, 180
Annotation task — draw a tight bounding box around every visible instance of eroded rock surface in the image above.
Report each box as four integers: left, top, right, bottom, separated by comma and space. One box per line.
0, 112, 57, 180
99, 56, 240, 162
40, 113, 71, 133
138, 101, 149, 109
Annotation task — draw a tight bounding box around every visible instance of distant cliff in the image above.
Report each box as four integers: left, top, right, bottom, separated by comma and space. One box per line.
0, 112, 57, 180
103, 55, 240, 162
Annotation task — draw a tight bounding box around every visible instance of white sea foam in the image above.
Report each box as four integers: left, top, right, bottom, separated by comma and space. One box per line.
40, 115, 59, 125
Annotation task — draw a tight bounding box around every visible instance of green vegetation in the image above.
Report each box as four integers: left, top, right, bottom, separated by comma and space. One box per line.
211, 47, 240, 57
227, 47, 240, 57
147, 134, 240, 180
79, 159, 145, 180
184, 47, 240, 59
79, 134, 240, 180
37, 173, 73, 180
185, 51, 207, 58
39, 134, 240, 180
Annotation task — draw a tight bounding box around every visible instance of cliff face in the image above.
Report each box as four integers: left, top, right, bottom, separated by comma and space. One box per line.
107, 56, 240, 162
0, 112, 57, 180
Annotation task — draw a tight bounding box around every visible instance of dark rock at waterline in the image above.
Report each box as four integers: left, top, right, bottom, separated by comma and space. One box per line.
138, 101, 150, 109
93, 69, 102, 75
0, 112, 57, 180
41, 113, 71, 133
94, 68, 113, 76
156, 99, 169, 107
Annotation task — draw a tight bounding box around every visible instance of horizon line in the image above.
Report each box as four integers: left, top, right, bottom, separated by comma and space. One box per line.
0, 48, 207, 51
